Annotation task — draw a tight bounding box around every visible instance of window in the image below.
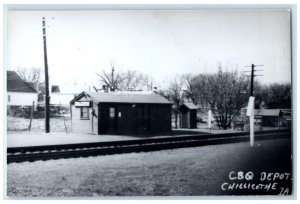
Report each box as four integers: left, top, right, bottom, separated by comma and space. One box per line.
109, 107, 115, 118
80, 107, 90, 120
8, 94, 10, 102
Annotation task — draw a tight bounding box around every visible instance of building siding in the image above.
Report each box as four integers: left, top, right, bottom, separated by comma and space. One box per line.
71, 99, 98, 134
99, 103, 171, 135
189, 109, 197, 128
149, 104, 172, 134
7, 92, 37, 106
115, 104, 138, 134
179, 106, 198, 129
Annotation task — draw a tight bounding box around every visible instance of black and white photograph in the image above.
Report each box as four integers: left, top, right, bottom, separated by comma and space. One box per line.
4, 5, 294, 198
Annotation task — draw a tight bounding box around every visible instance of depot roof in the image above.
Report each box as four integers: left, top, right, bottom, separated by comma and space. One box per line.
70, 91, 172, 105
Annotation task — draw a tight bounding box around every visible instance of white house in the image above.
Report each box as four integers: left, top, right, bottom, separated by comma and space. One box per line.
33, 83, 81, 107
50, 93, 76, 106
7, 71, 38, 109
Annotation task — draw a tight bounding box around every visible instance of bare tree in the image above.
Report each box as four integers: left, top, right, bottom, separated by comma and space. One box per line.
185, 67, 248, 129
96, 65, 153, 91
184, 74, 211, 109
256, 83, 291, 109
182, 74, 205, 105
17, 67, 42, 84
142, 75, 154, 91
16, 67, 43, 94
118, 70, 153, 91
165, 76, 185, 129
208, 69, 249, 129
96, 64, 122, 91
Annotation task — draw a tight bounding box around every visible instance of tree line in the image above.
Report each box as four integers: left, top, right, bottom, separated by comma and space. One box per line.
15, 66, 291, 129
163, 67, 291, 129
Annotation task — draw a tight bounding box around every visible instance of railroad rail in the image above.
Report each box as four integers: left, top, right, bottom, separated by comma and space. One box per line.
7, 129, 291, 164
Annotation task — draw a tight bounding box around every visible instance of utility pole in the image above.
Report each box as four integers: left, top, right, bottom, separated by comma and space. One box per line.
244, 64, 263, 147
42, 17, 50, 133
245, 64, 264, 97
250, 64, 254, 96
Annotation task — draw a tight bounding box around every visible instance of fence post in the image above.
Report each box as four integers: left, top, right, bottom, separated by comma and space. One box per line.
28, 101, 35, 132
60, 102, 68, 133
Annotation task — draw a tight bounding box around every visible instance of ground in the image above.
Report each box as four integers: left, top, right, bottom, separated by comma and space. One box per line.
7, 132, 140, 147
6, 116, 292, 197
7, 138, 292, 197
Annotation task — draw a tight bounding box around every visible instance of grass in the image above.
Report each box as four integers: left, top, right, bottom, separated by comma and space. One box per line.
7, 116, 71, 132
7, 138, 292, 197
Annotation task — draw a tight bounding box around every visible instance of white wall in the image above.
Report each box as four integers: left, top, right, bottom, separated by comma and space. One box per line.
50, 93, 76, 105
7, 92, 37, 106
71, 103, 98, 134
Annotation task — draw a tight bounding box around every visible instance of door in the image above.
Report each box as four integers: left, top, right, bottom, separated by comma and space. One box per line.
107, 107, 117, 133
136, 105, 150, 134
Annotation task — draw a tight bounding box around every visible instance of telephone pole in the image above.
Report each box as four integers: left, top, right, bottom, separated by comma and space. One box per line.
244, 64, 263, 97
42, 17, 50, 133
250, 64, 254, 96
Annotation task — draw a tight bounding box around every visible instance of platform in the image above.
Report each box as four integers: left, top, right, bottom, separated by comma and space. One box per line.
7, 128, 241, 148
7, 132, 141, 148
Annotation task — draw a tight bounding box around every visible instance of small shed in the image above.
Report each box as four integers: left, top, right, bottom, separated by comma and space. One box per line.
70, 91, 172, 135
178, 102, 199, 129
254, 109, 283, 127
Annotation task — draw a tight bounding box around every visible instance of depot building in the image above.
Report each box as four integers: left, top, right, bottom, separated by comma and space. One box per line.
70, 91, 172, 135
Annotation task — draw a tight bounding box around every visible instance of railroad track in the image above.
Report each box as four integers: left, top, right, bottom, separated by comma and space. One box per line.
7, 129, 291, 164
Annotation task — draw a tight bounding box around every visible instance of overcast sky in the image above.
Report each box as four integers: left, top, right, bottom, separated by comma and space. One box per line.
7, 10, 291, 88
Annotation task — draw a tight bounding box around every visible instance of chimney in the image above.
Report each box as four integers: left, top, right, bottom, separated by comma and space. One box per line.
102, 85, 108, 92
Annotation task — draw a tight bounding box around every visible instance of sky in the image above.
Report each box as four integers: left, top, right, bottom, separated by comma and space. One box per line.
7, 10, 291, 89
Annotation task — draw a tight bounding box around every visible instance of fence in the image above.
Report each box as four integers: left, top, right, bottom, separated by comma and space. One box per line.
7, 104, 71, 132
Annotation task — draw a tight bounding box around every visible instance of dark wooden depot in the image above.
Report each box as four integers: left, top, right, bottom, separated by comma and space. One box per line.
70, 91, 172, 135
